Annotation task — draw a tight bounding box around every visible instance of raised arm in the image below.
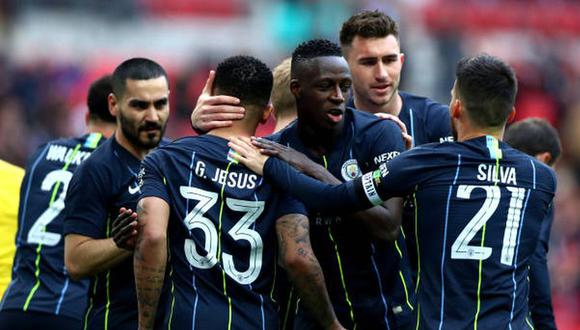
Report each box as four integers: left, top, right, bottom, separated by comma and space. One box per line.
276, 213, 344, 330
252, 137, 402, 240
134, 196, 170, 330
190, 70, 245, 134
228, 137, 376, 213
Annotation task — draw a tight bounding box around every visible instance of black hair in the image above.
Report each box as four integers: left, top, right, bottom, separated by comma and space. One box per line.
340, 10, 399, 47
291, 39, 342, 79
111, 57, 168, 98
87, 75, 116, 123
213, 55, 273, 107
504, 118, 561, 166
455, 54, 517, 128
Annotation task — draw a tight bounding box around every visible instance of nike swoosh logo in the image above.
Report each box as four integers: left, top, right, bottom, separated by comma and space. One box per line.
128, 183, 141, 195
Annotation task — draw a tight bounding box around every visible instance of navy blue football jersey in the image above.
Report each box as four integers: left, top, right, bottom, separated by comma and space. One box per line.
270, 108, 411, 329
262, 136, 556, 329
0, 133, 105, 321
140, 134, 307, 330
63, 136, 143, 330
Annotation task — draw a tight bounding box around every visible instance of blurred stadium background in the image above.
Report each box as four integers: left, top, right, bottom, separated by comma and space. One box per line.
0, 0, 578, 328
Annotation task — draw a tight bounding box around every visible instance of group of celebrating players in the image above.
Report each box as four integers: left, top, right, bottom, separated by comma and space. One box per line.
0, 9, 561, 330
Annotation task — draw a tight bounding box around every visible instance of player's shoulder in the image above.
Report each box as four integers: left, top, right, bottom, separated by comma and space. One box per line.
400, 91, 449, 117
0, 159, 24, 178
502, 145, 557, 190
349, 107, 401, 136
266, 121, 297, 143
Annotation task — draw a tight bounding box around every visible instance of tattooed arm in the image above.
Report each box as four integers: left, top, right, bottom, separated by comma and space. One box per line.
276, 214, 345, 330
134, 197, 170, 330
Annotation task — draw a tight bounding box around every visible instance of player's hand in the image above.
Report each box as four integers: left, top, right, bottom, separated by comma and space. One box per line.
374, 112, 413, 150
251, 137, 325, 175
228, 137, 269, 176
190, 70, 246, 134
111, 207, 138, 251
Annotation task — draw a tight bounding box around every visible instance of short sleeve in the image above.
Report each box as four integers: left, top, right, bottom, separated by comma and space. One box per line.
367, 119, 406, 168
139, 153, 170, 204
63, 160, 110, 238
274, 191, 307, 219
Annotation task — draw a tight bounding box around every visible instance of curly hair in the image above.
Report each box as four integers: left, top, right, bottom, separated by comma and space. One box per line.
214, 55, 273, 107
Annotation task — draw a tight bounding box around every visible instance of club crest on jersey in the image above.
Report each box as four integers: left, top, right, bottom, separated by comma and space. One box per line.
341, 159, 361, 181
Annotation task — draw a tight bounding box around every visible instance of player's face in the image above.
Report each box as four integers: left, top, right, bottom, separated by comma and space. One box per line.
294, 56, 352, 131
449, 81, 459, 141
116, 77, 170, 150
344, 35, 403, 110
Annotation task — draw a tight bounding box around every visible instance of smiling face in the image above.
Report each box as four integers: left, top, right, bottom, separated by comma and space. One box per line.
344, 35, 403, 112
111, 77, 170, 151
292, 56, 352, 132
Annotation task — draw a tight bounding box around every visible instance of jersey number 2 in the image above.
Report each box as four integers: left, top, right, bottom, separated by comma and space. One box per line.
451, 185, 526, 266
27, 169, 73, 246
180, 186, 264, 285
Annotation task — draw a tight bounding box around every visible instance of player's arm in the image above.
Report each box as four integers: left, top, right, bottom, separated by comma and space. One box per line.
190, 70, 245, 134
229, 136, 374, 213
276, 213, 345, 330
65, 208, 138, 280
252, 137, 402, 240
134, 197, 170, 330
528, 209, 557, 330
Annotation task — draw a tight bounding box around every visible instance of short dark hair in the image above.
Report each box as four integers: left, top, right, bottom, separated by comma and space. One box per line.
291, 39, 342, 79
213, 55, 273, 108
455, 54, 517, 129
112, 57, 168, 98
339, 10, 399, 47
87, 75, 116, 123
504, 118, 561, 166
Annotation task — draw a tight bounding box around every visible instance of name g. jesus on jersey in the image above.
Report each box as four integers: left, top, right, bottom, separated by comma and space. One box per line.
193, 160, 258, 190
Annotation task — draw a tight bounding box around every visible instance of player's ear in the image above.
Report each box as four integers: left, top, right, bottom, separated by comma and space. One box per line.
108, 93, 119, 117
507, 106, 516, 123
290, 79, 300, 98
451, 99, 461, 119
400, 53, 405, 64
260, 103, 273, 124
85, 112, 90, 126
535, 151, 552, 166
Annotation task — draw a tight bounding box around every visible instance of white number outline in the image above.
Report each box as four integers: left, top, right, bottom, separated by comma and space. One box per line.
451, 185, 526, 266
27, 169, 73, 246
180, 186, 265, 284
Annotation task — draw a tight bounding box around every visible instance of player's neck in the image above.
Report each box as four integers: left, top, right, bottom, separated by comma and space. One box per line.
457, 127, 504, 142
296, 120, 342, 156
208, 122, 258, 140
353, 92, 402, 116
114, 130, 150, 160
87, 121, 115, 139
273, 115, 296, 133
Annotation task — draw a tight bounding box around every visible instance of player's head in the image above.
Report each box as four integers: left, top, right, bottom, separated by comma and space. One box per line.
109, 57, 170, 150
504, 118, 561, 166
271, 58, 296, 123
340, 10, 403, 111
86, 75, 117, 138
449, 54, 517, 140
213, 55, 273, 127
291, 39, 351, 131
